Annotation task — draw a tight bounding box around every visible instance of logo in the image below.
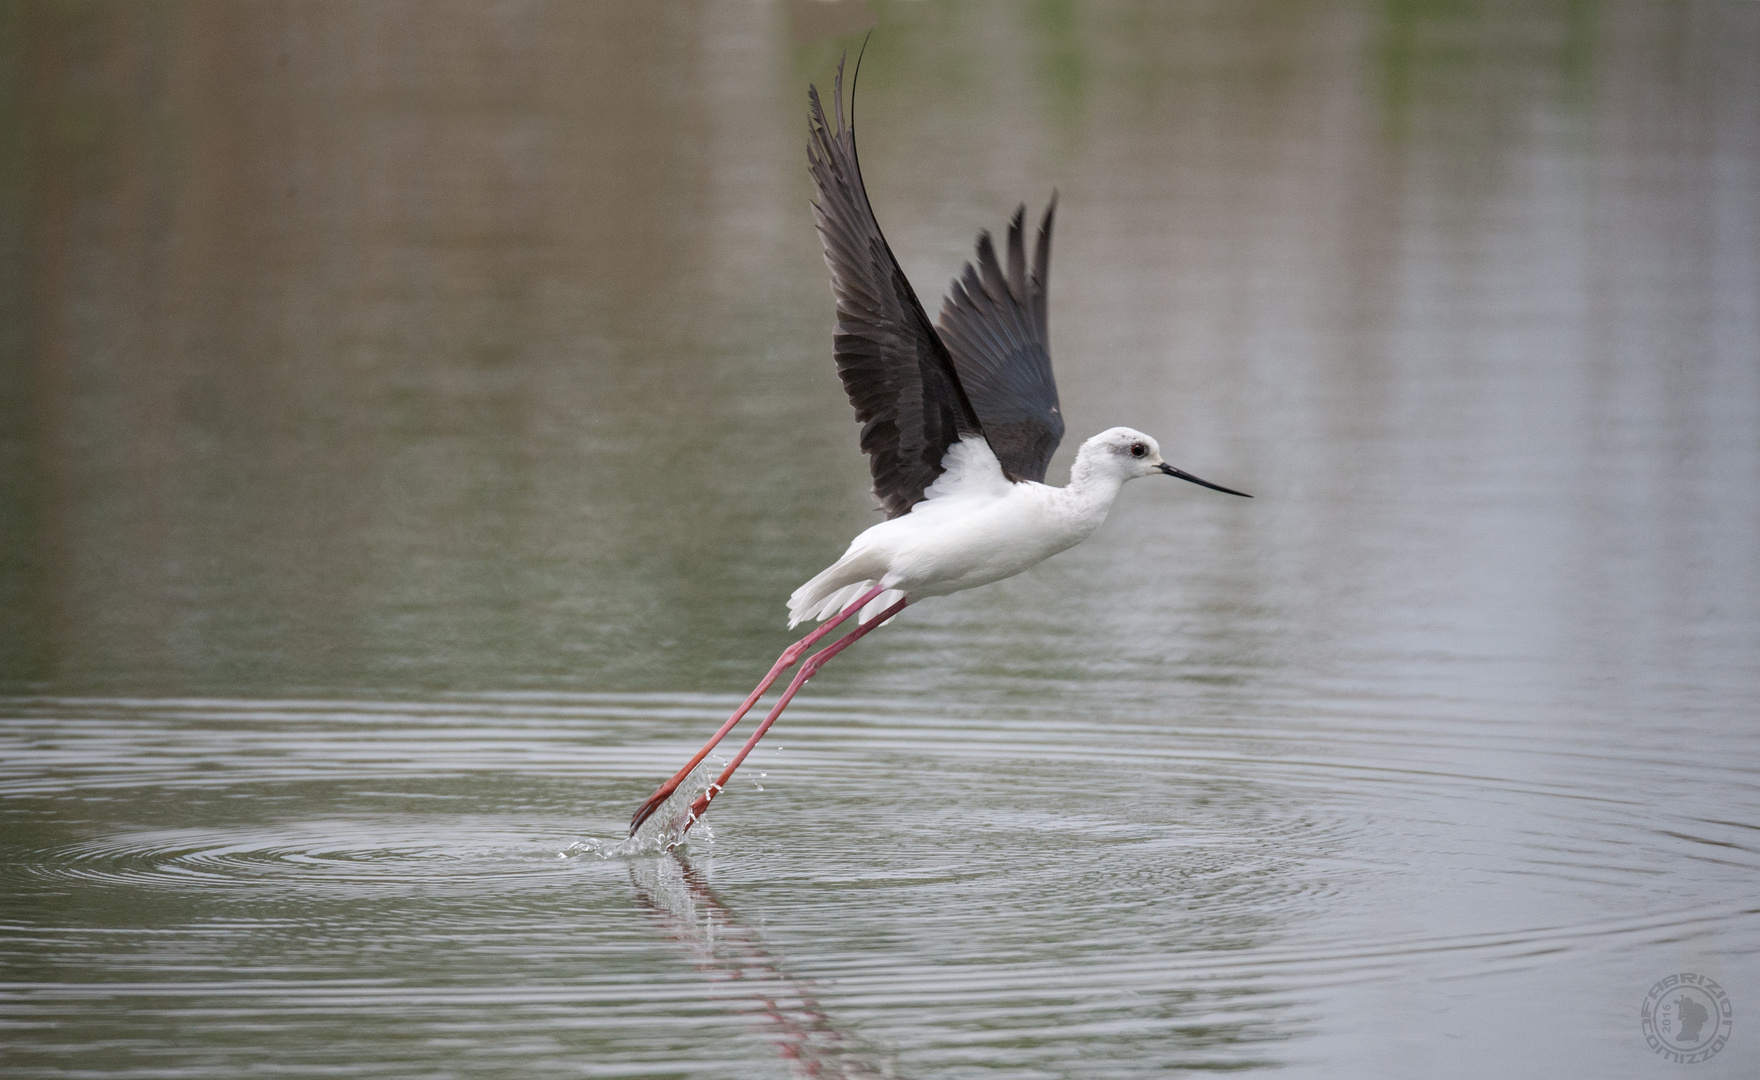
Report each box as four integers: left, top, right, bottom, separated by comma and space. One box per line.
1641, 973, 1733, 1063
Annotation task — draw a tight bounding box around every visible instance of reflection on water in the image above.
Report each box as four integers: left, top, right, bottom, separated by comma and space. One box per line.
3, 1, 1758, 1077
631, 853, 898, 1078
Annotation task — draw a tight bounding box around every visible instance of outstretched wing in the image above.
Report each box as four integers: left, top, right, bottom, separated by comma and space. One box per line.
808, 62, 985, 520
934, 200, 1064, 483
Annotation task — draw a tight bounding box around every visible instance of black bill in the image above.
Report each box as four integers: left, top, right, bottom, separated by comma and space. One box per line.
1158, 462, 1252, 498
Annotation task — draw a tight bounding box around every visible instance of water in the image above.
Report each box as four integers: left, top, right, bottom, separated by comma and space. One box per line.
3, 2, 1758, 1077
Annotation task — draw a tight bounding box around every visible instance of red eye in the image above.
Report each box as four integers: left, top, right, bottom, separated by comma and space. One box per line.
1129, 443, 1146, 458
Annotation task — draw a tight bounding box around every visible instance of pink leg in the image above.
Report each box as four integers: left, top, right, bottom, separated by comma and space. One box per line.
628, 583, 887, 835
681, 594, 910, 832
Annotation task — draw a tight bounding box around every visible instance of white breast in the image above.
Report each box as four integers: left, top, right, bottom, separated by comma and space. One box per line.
873, 474, 1100, 599
786, 434, 1122, 626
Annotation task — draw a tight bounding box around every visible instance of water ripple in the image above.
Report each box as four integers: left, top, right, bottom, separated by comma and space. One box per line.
3, 693, 1756, 1078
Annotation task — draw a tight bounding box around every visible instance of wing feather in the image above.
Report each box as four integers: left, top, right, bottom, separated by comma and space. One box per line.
935, 200, 1064, 483
807, 63, 984, 519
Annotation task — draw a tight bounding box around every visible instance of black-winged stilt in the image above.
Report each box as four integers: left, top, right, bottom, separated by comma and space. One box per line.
629, 59, 1249, 837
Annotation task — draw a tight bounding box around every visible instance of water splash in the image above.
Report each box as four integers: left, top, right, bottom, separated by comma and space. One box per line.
561, 761, 721, 859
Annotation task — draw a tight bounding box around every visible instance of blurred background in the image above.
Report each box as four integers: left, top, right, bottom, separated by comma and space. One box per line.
6, 0, 1751, 699
2, 3, 1758, 1077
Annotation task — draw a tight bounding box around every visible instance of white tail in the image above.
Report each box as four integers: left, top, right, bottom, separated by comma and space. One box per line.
787, 563, 903, 629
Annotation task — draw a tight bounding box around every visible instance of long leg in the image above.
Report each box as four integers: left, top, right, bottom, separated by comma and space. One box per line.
628, 583, 887, 835
681, 595, 910, 832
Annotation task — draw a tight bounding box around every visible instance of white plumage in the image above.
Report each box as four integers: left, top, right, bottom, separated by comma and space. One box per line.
789, 428, 1171, 627
626, 60, 1249, 838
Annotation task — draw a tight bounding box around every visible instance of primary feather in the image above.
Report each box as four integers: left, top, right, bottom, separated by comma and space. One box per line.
807, 59, 1065, 516
807, 63, 982, 520
936, 202, 1065, 483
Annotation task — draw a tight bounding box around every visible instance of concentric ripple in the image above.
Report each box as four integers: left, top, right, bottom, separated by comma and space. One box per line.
23, 819, 586, 897
2, 692, 1756, 1079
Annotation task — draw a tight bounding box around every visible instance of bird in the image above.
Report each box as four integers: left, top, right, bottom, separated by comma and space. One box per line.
628, 57, 1249, 838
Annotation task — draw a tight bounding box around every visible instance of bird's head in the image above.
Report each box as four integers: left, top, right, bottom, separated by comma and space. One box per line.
1080, 427, 1252, 496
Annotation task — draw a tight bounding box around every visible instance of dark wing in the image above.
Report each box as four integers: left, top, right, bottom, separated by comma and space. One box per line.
934, 200, 1064, 483
808, 63, 985, 519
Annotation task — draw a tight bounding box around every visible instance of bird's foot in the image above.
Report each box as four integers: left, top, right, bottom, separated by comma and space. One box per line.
628, 783, 678, 836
